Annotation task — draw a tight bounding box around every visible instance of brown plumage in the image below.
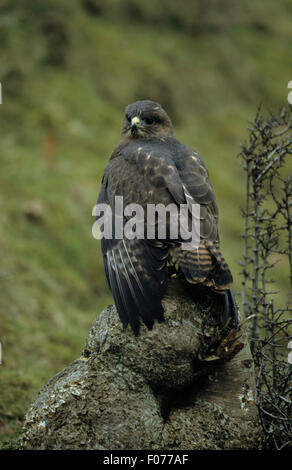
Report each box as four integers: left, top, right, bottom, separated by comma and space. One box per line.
97, 100, 238, 334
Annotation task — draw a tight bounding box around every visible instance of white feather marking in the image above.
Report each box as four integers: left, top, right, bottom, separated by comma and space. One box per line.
122, 240, 144, 294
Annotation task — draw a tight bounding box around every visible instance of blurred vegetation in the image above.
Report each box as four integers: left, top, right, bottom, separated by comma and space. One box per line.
239, 108, 292, 449
0, 0, 291, 448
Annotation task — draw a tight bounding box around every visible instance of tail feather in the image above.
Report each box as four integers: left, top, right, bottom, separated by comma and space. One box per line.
175, 241, 233, 293
173, 241, 238, 328
214, 289, 239, 328
227, 289, 239, 328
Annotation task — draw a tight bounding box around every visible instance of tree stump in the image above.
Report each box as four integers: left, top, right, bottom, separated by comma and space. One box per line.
20, 290, 261, 450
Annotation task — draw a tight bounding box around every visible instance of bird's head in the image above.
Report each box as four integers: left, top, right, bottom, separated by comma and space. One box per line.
121, 100, 173, 140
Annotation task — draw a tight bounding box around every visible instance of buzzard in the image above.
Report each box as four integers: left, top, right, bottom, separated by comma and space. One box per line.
97, 100, 238, 334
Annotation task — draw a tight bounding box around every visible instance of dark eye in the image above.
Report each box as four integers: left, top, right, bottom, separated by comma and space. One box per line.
144, 117, 155, 125
126, 114, 131, 122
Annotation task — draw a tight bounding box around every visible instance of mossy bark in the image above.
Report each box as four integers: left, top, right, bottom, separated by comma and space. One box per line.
20, 292, 261, 450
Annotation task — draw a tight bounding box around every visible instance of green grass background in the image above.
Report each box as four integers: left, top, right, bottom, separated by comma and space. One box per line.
0, 0, 291, 448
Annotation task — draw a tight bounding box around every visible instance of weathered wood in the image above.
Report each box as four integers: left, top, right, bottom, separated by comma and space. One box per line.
20, 293, 261, 450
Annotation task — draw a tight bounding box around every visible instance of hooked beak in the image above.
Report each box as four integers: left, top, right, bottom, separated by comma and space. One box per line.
131, 116, 141, 133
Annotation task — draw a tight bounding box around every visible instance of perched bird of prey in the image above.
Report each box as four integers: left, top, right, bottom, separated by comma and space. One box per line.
97, 100, 238, 334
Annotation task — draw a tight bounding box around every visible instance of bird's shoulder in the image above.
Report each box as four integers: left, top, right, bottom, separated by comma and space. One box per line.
101, 136, 216, 208
108, 136, 207, 172
103, 137, 180, 185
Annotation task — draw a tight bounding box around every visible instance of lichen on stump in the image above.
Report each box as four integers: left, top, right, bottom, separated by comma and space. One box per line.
20, 292, 261, 450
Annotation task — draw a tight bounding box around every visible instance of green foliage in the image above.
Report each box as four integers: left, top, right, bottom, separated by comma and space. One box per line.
0, 0, 291, 447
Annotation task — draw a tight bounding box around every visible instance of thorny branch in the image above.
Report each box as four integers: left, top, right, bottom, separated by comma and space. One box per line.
239, 106, 292, 450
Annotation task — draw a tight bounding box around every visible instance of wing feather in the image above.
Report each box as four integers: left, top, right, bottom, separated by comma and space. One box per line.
97, 137, 234, 332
